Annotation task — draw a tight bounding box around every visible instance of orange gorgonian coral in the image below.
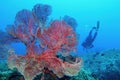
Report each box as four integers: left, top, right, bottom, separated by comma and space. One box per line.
6, 4, 82, 80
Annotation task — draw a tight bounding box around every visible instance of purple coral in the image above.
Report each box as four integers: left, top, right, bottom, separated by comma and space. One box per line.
63, 15, 78, 31
0, 30, 19, 44
32, 4, 52, 23
15, 9, 35, 27
11, 9, 39, 45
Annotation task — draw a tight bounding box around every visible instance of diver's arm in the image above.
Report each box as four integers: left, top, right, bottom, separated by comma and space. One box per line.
89, 27, 94, 36
96, 21, 100, 31
91, 21, 100, 41
92, 31, 97, 41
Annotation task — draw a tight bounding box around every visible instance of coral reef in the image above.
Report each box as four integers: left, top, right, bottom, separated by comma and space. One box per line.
0, 66, 96, 80
1, 47, 120, 80
5, 4, 82, 80
81, 49, 120, 80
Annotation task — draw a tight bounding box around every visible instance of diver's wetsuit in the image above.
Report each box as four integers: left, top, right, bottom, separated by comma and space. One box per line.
82, 21, 100, 49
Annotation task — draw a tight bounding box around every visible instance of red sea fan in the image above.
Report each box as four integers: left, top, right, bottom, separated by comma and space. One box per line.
7, 4, 82, 80
8, 48, 82, 80
7, 20, 82, 80
37, 20, 77, 55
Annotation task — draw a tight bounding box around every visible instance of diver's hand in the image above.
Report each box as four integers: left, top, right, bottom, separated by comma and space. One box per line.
96, 21, 100, 31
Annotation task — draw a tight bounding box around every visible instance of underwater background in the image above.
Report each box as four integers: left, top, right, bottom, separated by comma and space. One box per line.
1, 0, 120, 54
0, 0, 120, 80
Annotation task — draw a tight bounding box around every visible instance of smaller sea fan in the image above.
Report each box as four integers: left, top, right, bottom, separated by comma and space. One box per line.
63, 15, 78, 30
15, 9, 35, 27
8, 9, 39, 45
32, 4, 52, 23
6, 25, 16, 37
0, 30, 19, 44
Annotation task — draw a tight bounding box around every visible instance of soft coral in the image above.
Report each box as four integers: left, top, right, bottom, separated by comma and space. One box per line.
7, 4, 82, 80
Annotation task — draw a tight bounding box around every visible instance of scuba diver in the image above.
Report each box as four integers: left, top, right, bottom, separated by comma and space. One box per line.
82, 21, 100, 50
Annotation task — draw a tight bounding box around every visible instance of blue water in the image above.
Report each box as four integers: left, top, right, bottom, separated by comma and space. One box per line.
0, 0, 120, 54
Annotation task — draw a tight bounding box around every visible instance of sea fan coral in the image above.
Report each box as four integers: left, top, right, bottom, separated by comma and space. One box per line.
0, 30, 20, 44
7, 9, 38, 45
15, 9, 35, 27
32, 4, 52, 23
6, 4, 82, 80
63, 15, 78, 31
8, 49, 82, 80
37, 20, 77, 53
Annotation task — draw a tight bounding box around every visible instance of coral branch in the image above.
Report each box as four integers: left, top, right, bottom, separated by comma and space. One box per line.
37, 20, 77, 54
